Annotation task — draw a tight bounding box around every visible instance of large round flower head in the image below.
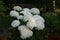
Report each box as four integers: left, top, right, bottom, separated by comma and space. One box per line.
18, 25, 33, 39
27, 17, 37, 29
20, 30, 33, 39
11, 20, 20, 27
10, 10, 19, 18
13, 6, 22, 11
20, 28, 33, 39
17, 15, 24, 20
33, 15, 45, 23
23, 8, 31, 13
35, 21, 45, 30
30, 8, 40, 15
20, 10, 33, 22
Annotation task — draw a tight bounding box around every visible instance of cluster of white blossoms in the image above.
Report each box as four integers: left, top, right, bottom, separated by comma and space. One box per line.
10, 6, 45, 39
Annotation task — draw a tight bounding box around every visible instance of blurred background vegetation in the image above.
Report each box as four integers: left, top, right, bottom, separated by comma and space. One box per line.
0, 0, 60, 40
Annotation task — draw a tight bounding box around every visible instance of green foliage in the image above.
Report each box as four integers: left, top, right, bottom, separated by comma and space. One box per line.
0, 5, 5, 12
42, 13, 60, 29
57, 13, 60, 26
0, 4, 14, 29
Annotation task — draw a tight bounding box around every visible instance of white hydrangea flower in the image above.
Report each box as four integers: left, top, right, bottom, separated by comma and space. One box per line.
33, 15, 45, 23
11, 20, 20, 27
30, 8, 40, 15
32, 15, 45, 30
17, 15, 24, 20
35, 21, 45, 30
20, 10, 33, 21
23, 8, 31, 13
27, 17, 37, 29
13, 6, 22, 11
20, 29, 33, 39
18, 25, 33, 39
10, 10, 19, 18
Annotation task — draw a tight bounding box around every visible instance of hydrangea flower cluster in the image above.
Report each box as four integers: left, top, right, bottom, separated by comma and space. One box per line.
10, 6, 45, 39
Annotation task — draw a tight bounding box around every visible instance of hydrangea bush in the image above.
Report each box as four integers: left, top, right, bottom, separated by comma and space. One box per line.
10, 6, 45, 39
